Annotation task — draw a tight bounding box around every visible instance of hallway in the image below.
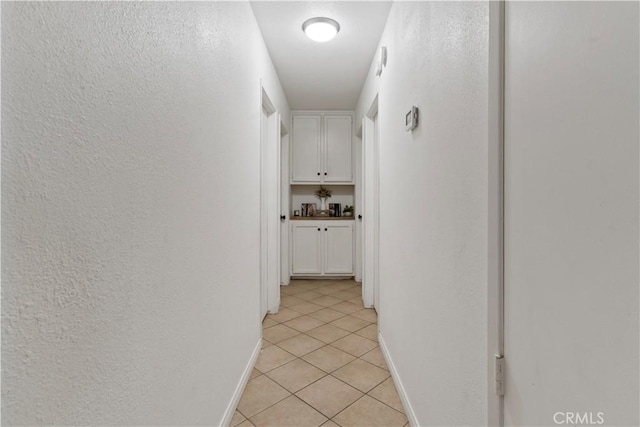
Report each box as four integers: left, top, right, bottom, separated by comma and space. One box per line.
234, 280, 407, 427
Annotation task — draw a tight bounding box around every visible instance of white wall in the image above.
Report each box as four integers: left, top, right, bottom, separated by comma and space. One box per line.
1, 2, 288, 425
504, 2, 639, 425
355, 2, 489, 425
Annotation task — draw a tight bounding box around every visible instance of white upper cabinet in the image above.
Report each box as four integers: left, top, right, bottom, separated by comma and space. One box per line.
291, 112, 353, 184
291, 115, 322, 182
324, 115, 353, 182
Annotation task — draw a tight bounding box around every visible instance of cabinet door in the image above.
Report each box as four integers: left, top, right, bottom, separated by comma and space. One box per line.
291, 223, 322, 274
324, 115, 353, 182
324, 222, 354, 274
291, 115, 321, 182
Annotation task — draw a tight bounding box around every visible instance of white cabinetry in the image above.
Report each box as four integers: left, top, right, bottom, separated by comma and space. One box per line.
291, 113, 353, 184
291, 221, 354, 276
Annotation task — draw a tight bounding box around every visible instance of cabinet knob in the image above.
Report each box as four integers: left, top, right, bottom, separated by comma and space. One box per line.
280, 215, 286, 221
317, 228, 321, 231
324, 172, 327, 176
317, 172, 320, 176
358, 214, 363, 220
324, 228, 327, 231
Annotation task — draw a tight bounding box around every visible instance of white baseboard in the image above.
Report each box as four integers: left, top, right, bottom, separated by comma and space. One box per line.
378, 333, 419, 427
219, 339, 262, 427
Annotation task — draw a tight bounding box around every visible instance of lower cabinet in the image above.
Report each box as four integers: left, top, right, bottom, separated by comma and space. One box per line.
291, 221, 354, 276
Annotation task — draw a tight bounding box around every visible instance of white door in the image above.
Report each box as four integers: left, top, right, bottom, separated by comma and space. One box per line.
372, 113, 379, 310
291, 223, 322, 274
324, 223, 354, 274
362, 101, 379, 309
291, 115, 321, 182
261, 90, 281, 318
280, 130, 290, 285
260, 106, 269, 319
267, 114, 281, 312
324, 115, 353, 182
503, 2, 639, 425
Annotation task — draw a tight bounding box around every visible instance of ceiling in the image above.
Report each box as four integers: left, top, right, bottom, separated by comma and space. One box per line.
251, 1, 392, 110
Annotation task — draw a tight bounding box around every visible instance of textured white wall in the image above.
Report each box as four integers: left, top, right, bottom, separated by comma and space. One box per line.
355, 2, 489, 425
504, 2, 639, 425
1, 2, 288, 425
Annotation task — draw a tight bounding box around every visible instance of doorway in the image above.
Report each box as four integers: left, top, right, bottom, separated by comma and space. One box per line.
362, 95, 380, 311
260, 88, 281, 319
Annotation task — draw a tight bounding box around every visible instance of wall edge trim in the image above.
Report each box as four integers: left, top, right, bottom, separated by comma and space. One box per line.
379, 332, 419, 427
219, 339, 262, 427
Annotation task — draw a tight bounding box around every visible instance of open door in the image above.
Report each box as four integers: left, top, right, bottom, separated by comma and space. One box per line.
261, 88, 281, 320
362, 95, 379, 310
280, 122, 290, 286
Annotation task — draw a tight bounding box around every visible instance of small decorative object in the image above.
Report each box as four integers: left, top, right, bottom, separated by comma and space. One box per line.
301, 203, 317, 217
314, 186, 332, 211
294, 210, 300, 216
329, 203, 342, 217
343, 205, 354, 217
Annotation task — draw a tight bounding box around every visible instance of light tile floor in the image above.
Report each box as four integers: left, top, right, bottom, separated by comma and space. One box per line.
234, 279, 408, 427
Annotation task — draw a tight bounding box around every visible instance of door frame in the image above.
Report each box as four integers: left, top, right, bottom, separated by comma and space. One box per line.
362, 95, 380, 310
261, 86, 281, 318
488, 2, 505, 426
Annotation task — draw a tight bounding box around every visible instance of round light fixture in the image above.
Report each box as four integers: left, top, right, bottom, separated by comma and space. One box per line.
302, 17, 340, 42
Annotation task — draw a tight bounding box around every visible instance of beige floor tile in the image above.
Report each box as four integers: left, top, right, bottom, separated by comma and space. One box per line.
332, 359, 390, 393
262, 339, 273, 349
295, 291, 324, 301
296, 375, 363, 418
281, 285, 308, 296
250, 368, 262, 379
331, 334, 378, 357
267, 308, 303, 323
348, 296, 364, 307
262, 318, 279, 328
250, 395, 327, 427
351, 308, 378, 322
308, 308, 346, 323
289, 301, 324, 315
306, 324, 351, 344
231, 410, 246, 426
330, 316, 371, 333
283, 315, 325, 332
277, 334, 325, 357
360, 346, 388, 370
332, 290, 361, 301
333, 395, 407, 427
254, 346, 297, 373
237, 375, 290, 418
236, 420, 255, 427
330, 282, 358, 292
313, 286, 341, 295
331, 301, 362, 314
310, 295, 342, 307
302, 345, 356, 373
368, 377, 405, 414
320, 421, 340, 427
266, 359, 326, 393
354, 323, 378, 341
262, 324, 300, 344
280, 295, 305, 308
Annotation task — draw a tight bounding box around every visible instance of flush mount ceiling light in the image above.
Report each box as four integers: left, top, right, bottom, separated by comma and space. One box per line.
302, 17, 340, 42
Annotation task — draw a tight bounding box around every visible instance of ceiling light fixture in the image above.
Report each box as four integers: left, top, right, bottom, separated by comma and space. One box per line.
302, 17, 340, 42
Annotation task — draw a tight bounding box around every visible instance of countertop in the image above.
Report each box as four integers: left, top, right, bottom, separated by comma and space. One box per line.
291, 216, 355, 220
